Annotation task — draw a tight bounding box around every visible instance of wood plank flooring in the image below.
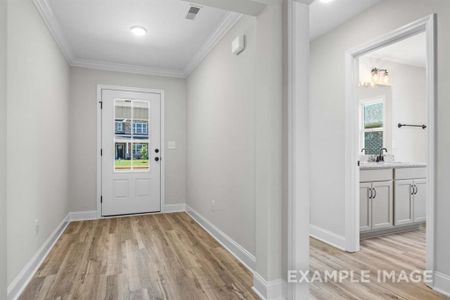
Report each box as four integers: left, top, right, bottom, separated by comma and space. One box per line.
21, 214, 448, 300
311, 228, 448, 300
20, 213, 258, 300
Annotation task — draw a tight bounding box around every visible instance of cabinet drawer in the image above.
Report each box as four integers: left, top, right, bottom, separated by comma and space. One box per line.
360, 169, 393, 182
395, 167, 426, 180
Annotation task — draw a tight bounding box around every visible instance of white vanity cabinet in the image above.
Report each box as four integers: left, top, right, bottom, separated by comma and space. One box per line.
413, 179, 427, 222
394, 180, 414, 225
360, 183, 371, 232
360, 170, 394, 232
394, 167, 427, 225
372, 181, 394, 230
360, 165, 426, 236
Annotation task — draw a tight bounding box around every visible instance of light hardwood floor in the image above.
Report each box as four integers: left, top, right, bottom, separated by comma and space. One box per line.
20, 214, 448, 300
20, 213, 258, 300
311, 228, 449, 300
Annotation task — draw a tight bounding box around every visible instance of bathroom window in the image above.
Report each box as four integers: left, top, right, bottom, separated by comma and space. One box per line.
360, 98, 385, 155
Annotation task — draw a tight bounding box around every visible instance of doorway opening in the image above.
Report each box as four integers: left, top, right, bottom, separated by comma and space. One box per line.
345, 14, 436, 280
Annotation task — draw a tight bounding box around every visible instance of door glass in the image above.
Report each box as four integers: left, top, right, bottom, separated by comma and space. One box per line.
114, 99, 150, 171
114, 100, 132, 171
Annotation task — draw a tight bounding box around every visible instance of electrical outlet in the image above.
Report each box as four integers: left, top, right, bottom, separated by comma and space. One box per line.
35, 219, 40, 236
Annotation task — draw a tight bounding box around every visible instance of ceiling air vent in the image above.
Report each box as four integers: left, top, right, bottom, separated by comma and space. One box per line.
186, 5, 201, 20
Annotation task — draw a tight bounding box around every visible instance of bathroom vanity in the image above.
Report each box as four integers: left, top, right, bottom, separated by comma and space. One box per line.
359, 162, 426, 238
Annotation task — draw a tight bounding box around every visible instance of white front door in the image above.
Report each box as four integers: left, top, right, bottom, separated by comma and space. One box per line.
101, 89, 161, 216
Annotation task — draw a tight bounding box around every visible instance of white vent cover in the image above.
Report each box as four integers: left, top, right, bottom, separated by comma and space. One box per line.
186, 5, 201, 20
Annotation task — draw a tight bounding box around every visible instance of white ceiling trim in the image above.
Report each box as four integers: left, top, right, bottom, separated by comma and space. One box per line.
33, 0, 74, 64
183, 12, 242, 77
33, 0, 242, 79
71, 58, 186, 78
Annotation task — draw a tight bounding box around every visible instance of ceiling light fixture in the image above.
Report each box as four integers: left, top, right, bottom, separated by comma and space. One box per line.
319, 0, 335, 3
130, 26, 147, 37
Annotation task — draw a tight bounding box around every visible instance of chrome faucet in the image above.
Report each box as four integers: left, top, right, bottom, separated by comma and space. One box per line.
376, 148, 388, 162
361, 148, 368, 154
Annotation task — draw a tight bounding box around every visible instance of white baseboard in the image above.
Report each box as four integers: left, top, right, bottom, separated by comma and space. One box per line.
434, 271, 450, 297
7, 214, 70, 300
310, 225, 346, 251
185, 205, 256, 271
68, 210, 98, 221
252, 272, 286, 300
163, 203, 186, 213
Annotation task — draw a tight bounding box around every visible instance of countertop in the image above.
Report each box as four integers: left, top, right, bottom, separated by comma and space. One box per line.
360, 162, 427, 170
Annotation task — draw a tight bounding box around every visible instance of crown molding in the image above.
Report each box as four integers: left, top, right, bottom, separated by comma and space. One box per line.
33, 0, 241, 79
33, 0, 74, 64
71, 58, 186, 78
183, 12, 243, 77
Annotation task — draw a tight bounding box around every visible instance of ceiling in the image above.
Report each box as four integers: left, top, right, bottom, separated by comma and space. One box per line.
365, 33, 426, 67
45, 0, 236, 77
41, 0, 389, 77
310, 0, 381, 40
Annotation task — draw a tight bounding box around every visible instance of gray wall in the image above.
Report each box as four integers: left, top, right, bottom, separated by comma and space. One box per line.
186, 3, 285, 283
310, 0, 450, 278
69, 67, 187, 211
254, 2, 283, 281
186, 16, 257, 256
0, 0, 6, 296
7, 0, 70, 284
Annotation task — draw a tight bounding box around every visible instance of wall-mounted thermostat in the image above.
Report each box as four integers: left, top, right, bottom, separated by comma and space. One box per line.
232, 35, 246, 55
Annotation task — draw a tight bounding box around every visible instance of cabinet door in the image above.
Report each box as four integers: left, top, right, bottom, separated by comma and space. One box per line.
394, 180, 414, 225
360, 183, 372, 232
413, 179, 426, 223
371, 181, 394, 230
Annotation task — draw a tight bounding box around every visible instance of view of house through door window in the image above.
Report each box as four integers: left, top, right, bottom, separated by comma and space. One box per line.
114, 99, 150, 171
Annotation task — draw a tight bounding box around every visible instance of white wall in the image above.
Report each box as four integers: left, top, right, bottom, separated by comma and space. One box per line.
186, 16, 257, 256
0, 0, 6, 296
310, 0, 450, 287
253, 2, 283, 282
7, 0, 70, 285
359, 57, 427, 162
69, 67, 187, 211
186, 3, 285, 286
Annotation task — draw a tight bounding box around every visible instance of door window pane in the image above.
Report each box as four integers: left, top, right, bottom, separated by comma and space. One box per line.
114, 99, 150, 171
114, 100, 132, 171
131, 143, 149, 170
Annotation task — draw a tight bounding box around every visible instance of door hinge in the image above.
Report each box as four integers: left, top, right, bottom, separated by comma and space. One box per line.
357, 160, 360, 167
100, 195, 103, 203
99, 101, 103, 109
100, 148, 103, 156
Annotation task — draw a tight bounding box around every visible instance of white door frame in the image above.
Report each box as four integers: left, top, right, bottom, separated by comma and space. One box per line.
96, 85, 165, 218
286, 1, 312, 299
344, 15, 436, 276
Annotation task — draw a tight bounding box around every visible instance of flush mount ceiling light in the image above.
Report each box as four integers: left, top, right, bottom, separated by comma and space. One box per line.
319, 0, 335, 3
130, 26, 147, 37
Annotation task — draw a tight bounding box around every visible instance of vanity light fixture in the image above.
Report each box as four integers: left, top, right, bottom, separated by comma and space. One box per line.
371, 67, 389, 85
130, 26, 147, 37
